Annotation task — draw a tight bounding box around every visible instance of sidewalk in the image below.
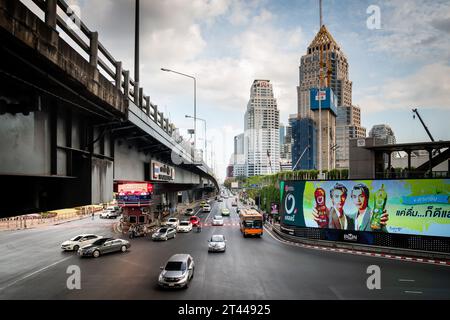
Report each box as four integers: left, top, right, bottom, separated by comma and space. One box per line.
0, 205, 104, 231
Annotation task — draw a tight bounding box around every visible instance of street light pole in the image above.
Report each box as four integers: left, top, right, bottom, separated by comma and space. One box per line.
134, 0, 140, 87
161, 68, 197, 153
186, 115, 207, 163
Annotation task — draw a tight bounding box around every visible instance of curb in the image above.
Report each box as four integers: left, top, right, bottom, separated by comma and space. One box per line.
265, 224, 450, 267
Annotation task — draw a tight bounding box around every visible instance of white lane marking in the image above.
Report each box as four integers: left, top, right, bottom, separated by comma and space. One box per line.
404, 291, 423, 294
0, 256, 73, 291
399, 279, 415, 282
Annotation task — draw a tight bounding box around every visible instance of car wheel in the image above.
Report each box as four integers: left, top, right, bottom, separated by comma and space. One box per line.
73, 245, 79, 252
93, 250, 100, 258
121, 245, 127, 252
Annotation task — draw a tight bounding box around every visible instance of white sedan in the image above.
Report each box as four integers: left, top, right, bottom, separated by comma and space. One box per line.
177, 221, 193, 232
61, 234, 102, 251
212, 215, 224, 226
164, 217, 179, 228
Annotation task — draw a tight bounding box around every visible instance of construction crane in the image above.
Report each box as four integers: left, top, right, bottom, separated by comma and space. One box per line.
412, 108, 440, 156
412, 108, 435, 142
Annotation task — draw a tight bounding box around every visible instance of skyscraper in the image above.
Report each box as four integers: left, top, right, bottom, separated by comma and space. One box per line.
279, 123, 285, 147
244, 80, 280, 177
292, 116, 317, 170
369, 124, 396, 145
336, 105, 366, 168
296, 21, 359, 172
233, 133, 245, 177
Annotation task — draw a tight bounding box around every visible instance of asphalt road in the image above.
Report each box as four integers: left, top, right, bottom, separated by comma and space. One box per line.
0, 196, 449, 300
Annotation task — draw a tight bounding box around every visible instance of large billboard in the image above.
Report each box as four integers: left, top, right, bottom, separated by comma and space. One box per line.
280, 179, 450, 238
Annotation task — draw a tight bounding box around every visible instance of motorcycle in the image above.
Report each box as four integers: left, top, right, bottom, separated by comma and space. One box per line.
195, 224, 202, 233
128, 224, 147, 238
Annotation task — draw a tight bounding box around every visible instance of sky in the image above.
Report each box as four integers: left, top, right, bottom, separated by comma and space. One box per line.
21, 0, 450, 182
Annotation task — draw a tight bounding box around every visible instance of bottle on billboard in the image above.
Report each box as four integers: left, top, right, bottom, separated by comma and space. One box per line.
314, 188, 329, 228
371, 184, 387, 230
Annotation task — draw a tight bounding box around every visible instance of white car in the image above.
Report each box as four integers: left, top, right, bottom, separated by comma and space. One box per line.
177, 221, 193, 233
208, 234, 226, 252
212, 215, 224, 226
61, 234, 102, 251
164, 218, 179, 228
203, 204, 211, 213
100, 206, 120, 219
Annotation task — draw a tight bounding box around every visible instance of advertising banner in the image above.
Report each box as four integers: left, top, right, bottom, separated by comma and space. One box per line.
280, 179, 450, 238
151, 160, 175, 181
309, 88, 337, 116
271, 203, 279, 214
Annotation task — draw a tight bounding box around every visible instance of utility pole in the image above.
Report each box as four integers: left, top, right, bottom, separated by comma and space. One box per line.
134, 0, 140, 93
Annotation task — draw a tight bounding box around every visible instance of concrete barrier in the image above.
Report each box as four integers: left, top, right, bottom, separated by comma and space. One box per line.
268, 222, 450, 261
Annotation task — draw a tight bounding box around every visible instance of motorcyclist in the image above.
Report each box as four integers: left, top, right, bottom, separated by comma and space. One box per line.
196, 222, 202, 232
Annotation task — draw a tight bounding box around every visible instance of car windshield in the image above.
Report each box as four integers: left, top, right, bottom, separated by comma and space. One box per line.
180, 222, 189, 226
165, 261, 187, 271
214, 216, 222, 220
168, 218, 177, 222
92, 238, 108, 245
211, 235, 224, 242
186, 209, 193, 212
70, 235, 82, 241
158, 228, 167, 233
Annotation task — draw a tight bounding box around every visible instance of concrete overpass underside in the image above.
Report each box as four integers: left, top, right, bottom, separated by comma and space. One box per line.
0, 0, 217, 218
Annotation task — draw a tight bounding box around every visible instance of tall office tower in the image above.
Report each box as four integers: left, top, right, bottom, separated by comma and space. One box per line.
336, 105, 366, 168
369, 124, 396, 145
292, 115, 317, 170
244, 80, 280, 177
233, 133, 245, 177
297, 24, 353, 171
279, 123, 285, 147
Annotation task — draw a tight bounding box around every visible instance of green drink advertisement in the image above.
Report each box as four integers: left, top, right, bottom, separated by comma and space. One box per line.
281, 179, 450, 237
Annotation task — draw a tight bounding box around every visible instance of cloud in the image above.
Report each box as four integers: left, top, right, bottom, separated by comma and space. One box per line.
366, 0, 450, 61
355, 63, 450, 113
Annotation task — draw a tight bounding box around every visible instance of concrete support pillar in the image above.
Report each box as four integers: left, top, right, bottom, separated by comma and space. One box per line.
144, 96, 150, 115
153, 105, 158, 123
123, 71, 130, 97
115, 61, 122, 90
138, 88, 143, 108
89, 32, 98, 68
134, 81, 140, 104
45, 0, 57, 29
428, 149, 433, 178
407, 150, 411, 173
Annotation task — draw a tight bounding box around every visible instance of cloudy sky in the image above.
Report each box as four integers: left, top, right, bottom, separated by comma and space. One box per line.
22, 0, 450, 181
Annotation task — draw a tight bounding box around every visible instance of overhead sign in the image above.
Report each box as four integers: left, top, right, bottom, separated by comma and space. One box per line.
231, 182, 239, 189
280, 179, 450, 238
151, 160, 175, 182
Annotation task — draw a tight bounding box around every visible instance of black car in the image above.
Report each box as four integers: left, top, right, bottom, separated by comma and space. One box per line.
78, 237, 130, 258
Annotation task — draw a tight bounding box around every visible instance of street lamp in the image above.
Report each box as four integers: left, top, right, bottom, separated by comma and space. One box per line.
161, 68, 197, 152
186, 115, 206, 163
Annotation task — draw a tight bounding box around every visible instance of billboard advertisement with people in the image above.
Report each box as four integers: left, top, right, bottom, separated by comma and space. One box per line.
280, 179, 450, 237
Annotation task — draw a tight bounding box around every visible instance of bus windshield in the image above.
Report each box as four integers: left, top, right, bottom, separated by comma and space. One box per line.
243, 220, 262, 229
